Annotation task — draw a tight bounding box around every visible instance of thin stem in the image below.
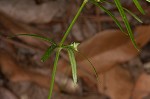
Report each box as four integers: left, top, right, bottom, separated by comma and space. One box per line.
48, 48, 61, 99
59, 0, 88, 47
48, 1, 88, 98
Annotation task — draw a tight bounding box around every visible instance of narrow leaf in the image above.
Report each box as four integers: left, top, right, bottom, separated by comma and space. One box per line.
114, 0, 139, 51
8, 34, 56, 45
77, 51, 99, 80
132, 0, 145, 14
67, 48, 77, 84
48, 50, 61, 99
102, 1, 143, 23
124, 8, 143, 23
90, 0, 124, 33
41, 45, 57, 62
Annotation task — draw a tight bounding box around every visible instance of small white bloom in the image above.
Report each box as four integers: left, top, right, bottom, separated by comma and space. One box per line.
146, 0, 150, 2
96, 0, 100, 2
70, 42, 80, 51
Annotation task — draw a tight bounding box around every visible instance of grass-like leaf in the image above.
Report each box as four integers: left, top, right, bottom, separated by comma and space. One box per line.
8, 34, 56, 45
67, 48, 77, 84
101, 1, 143, 23
64, 43, 98, 80
48, 49, 61, 99
124, 8, 143, 23
90, 0, 124, 33
114, 0, 139, 50
41, 45, 57, 62
132, 0, 145, 14
77, 51, 98, 79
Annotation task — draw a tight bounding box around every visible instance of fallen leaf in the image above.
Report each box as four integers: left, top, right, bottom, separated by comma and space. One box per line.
0, 86, 18, 99
57, 25, 150, 99
77, 25, 150, 74
97, 65, 133, 99
53, 91, 108, 99
0, 49, 82, 94
0, 0, 66, 23
0, 49, 59, 91
132, 73, 150, 99
0, 11, 49, 50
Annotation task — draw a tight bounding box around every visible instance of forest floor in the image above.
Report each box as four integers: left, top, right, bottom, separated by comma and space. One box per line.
0, 0, 150, 99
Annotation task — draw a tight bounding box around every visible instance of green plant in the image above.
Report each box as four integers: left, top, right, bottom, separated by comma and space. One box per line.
9, 0, 148, 99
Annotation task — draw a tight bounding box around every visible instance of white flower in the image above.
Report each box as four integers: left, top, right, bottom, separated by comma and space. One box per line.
146, 0, 150, 2
70, 42, 80, 51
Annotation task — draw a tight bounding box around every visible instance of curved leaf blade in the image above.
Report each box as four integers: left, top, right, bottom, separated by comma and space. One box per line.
124, 8, 143, 23
132, 0, 145, 14
90, 0, 125, 33
101, 1, 143, 23
114, 0, 139, 51
67, 48, 77, 84
77, 51, 99, 80
8, 34, 56, 45
41, 45, 57, 62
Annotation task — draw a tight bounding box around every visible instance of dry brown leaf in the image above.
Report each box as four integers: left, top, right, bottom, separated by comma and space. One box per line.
77, 25, 150, 74
0, 11, 49, 50
0, 86, 18, 99
58, 29, 129, 77
58, 25, 150, 78
53, 92, 107, 99
0, 49, 59, 91
0, 49, 82, 94
0, 0, 65, 23
57, 25, 150, 99
132, 73, 150, 99
98, 65, 133, 99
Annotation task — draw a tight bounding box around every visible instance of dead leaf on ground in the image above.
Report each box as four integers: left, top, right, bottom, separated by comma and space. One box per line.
57, 25, 150, 99
58, 25, 150, 79
0, 49, 59, 91
0, 0, 66, 23
0, 48, 82, 95
0, 86, 18, 99
132, 63, 150, 99
0, 11, 49, 50
77, 25, 150, 74
53, 92, 107, 99
98, 65, 133, 99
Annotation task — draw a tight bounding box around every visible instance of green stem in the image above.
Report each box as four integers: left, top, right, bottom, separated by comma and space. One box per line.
48, 48, 61, 99
59, 0, 88, 47
48, 1, 88, 98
